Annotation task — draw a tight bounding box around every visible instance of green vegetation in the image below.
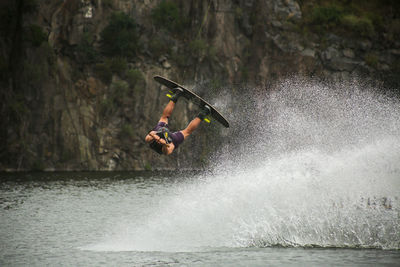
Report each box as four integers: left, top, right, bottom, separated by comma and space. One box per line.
189, 39, 208, 57
100, 97, 115, 116
76, 32, 98, 63
365, 53, 379, 68
95, 63, 112, 84
95, 58, 129, 83
148, 37, 172, 58
26, 24, 47, 47
100, 12, 138, 58
9, 94, 29, 122
144, 162, 152, 171
111, 80, 129, 99
126, 69, 145, 91
341, 15, 374, 37
32, 159, 45, 171
120, 124, 134, 138
23, 61, 46, 88
234, 7, 243, 20
102, 0, 114, 8
300, 0, 400, 40
309, 5, 342, 26
188, 39, 217, 62
100, 81, 130, 116
171, 51, 186, 67
387, 19, 400, 42
106, 57, 128, 76
151, 1, 189, 34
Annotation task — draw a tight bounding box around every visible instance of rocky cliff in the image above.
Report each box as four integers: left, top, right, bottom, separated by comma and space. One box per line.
1, 0, 399, 171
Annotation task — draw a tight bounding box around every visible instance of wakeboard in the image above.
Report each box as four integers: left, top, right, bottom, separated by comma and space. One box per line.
154, 75, 229, 128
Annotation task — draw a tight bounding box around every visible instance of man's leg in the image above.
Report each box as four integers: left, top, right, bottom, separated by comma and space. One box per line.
159, 100, 175, 123
180, 105, 211, 139
181, 117, 202, 139
159, 88, 183, 123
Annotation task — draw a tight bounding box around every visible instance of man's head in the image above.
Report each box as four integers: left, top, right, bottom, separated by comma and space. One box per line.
149, 140, 163, 154
147, 127, 172, 154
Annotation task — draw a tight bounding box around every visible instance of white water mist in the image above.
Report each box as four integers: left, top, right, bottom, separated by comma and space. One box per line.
87, 78, 400, 251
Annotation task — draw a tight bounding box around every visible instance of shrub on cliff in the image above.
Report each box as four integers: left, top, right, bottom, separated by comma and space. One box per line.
100, 12, 138, 58
302, 1, 385, 38
126, 69, 143, 88
95, 63, 112, 84
151, 1, 189, 34
309, 5, 343, 28
26, 24, 47, 47
76, 32, 98, 63
341, 15, 374, 37
106, 57, 128, 77
100, 81, 129, 116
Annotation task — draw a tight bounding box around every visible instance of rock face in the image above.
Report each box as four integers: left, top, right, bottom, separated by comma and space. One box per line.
1, 0, 399, 171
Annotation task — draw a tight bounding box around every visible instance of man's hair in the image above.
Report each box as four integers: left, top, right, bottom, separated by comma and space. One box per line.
149, 140, 163, 154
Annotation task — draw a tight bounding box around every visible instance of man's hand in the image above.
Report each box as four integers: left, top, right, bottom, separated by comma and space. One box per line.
149, 132, 169, 146
146, 131, 174, 155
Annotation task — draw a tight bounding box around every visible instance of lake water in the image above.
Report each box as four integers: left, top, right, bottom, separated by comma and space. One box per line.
0, 171, 399, 266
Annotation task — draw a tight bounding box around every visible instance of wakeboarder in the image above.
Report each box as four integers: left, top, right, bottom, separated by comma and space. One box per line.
145, 89, 211, 155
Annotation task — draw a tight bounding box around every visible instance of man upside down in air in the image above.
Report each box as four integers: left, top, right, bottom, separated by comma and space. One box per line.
145, 89, 211, 155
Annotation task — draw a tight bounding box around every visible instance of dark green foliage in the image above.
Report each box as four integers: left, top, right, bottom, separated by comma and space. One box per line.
95, 58, 128, 83
144, 162, 152, 171
22, 0, 38, 14
100, 98, 115, 116
151, 1, 189, 34
171, 51, 186, 67
387, 19, 400, 42
76, 32, 98, 63
102, 0, 114, 8
300, 1, 400, 38
188, 39, 217, 62
111, 80, 129, 100
23, 61, 46, 88
365, 53, 378, 68
32, 158, 45, 171
26, 24, 47, 47
309, 5, 343, 26
100, 81, 129, 116
106, 57, 128, 76
100, 12, 138, 58
95, 63, 112, 84
234, 7, 243, 20
9, 93, 28, 122
126, 69, 144, 89
120, 124, 134, 138
189, 39, 208, 57
341, 15, 374, 37
148, 37, 171, 58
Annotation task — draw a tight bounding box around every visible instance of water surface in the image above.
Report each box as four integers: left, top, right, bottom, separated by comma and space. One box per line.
0, 172, 399, 266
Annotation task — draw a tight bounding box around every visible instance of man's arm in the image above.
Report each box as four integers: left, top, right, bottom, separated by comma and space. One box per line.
146, 131, 175, 155
162, 142, 174, 155
145, 131, 157, 143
